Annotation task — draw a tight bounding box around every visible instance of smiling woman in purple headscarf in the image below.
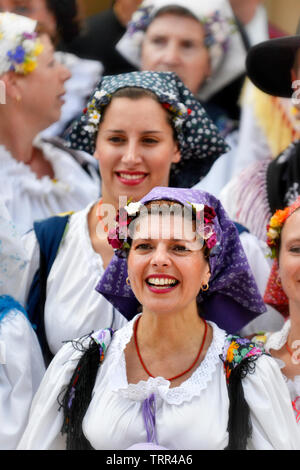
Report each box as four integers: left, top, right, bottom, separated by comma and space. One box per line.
19, 187, 300, 450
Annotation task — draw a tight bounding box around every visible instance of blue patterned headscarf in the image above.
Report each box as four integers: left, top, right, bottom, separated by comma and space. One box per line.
96, 187, 266, 333
67, 71, 229, 188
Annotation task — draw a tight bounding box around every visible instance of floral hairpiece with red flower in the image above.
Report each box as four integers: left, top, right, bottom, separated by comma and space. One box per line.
266, 196, 300, 258
107, 199, 217, 257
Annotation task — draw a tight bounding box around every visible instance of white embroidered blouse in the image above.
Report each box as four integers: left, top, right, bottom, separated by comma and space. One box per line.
257, 319, 300, 416
20, 201, 128, 356
18, 318, 300, 450
0, 136, 100, 234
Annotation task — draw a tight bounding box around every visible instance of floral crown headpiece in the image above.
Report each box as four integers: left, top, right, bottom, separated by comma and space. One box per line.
126, 3, 235, 73
266, 196, 300, 258
6, 32, 43, 75
82, 88, 192, 138
0, 13, 43, 75
107, 199, 217, 257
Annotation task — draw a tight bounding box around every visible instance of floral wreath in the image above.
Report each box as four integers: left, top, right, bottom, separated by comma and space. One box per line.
3, 31, 44, 75
107, 200, 217, 257
127, 5, 236, 73
266, 196, 300, 258
82, 88, 192, 137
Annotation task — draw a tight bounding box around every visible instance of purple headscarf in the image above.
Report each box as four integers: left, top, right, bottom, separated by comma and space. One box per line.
96, 187, 266, 333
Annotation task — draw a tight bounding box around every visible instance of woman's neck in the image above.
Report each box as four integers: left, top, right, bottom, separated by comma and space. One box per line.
287, 302, 300, 346
137, 306, 204, 351
0, 107, 40, 163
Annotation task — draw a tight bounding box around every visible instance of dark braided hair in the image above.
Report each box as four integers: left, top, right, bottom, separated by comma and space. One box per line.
225, 357, 256, 450
58, 331, 114, 450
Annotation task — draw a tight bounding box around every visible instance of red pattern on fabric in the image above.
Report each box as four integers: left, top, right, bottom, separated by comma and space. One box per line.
263, 259, 289, 317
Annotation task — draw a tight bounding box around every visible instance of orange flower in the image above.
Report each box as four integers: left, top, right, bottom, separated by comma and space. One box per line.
270, 208, 290, 228
226, 342, 239, 362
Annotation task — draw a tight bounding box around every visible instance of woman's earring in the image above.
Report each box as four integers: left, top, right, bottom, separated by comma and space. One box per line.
126, 277, 131, 286
201, 283, 209, 292
276, 276, 282, 287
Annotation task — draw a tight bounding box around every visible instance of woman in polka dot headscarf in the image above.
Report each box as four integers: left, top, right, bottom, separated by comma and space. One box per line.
21, 70, 229, 364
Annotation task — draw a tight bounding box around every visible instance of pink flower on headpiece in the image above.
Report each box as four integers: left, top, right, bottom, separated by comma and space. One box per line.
107, 228, 124, 250
206, 233, 217, 250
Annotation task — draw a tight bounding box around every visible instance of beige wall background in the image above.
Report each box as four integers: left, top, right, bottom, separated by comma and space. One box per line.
265, 0, 300, 34
83, 0, 300, 35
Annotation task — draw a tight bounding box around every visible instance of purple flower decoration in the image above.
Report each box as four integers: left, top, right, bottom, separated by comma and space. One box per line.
22, 32, 37, 40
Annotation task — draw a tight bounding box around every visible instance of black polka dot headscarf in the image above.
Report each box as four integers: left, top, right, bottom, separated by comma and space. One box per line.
67, 71, 229, 187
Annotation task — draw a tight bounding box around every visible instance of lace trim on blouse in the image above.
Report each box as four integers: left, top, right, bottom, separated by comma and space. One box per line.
106, 316, 226, 406
265, 319, 291, 353
0, 143, 70, 194
265, 320, 300, 401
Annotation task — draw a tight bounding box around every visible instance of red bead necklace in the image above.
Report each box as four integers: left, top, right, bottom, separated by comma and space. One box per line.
133, 316, 208, 381
285, 342, 294, 357
285, 343, 300, 422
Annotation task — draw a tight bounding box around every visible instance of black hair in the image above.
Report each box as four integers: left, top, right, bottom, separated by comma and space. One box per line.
99, 86, 178, 142
45, 0, 82, 44
59, 335, 104, 449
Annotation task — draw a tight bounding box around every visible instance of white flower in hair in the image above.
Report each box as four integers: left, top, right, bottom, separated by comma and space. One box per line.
124, 202, 142, 216
267, 228, 278, 240
94, 90, 107, 100
89, 111, 101, 124
202, 224, 214, 240
84, 125, 96, 133
178, 103, 188, 115
164, 92, 177, 101
22, 38, 35, 53
131, 10, 145, 23
174, 117, 184, 129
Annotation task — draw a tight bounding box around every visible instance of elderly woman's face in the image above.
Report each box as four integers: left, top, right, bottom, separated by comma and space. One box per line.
278, 209, 300, 309
127, 211, 210, 315
94, 96, 180, 206
141, 13, 211, 95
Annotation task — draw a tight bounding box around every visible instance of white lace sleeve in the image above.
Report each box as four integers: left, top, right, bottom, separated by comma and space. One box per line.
243, 355, 300, 449
20, 229, 40, 307
0, 311, 45, 449
18, 338, 86, 450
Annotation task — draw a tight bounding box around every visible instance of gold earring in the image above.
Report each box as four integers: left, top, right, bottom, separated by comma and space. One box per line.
276, 276, 282, 287
15, 95, 21, 103
126, 277, 131, 286
201, 283, 209, 292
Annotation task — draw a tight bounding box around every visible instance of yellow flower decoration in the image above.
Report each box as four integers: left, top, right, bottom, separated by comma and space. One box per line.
33, 42, 44, 56
22, 59, 37, 74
